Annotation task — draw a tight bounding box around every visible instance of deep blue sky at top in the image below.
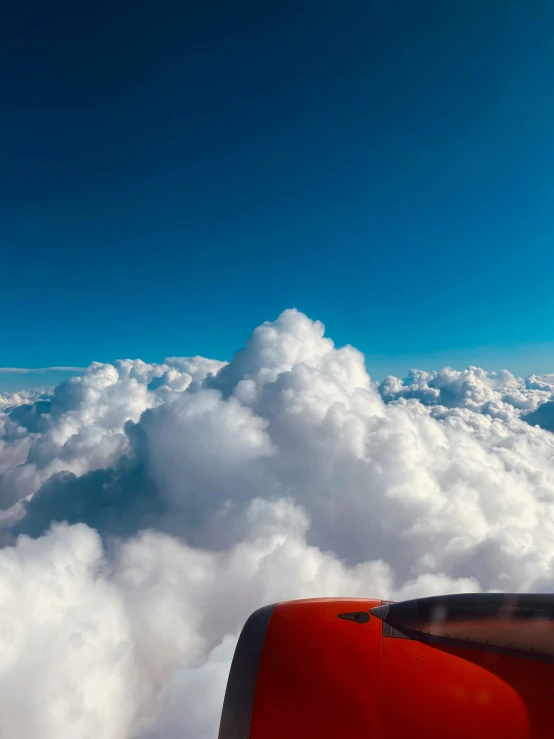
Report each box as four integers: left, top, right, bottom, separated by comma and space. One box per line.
2, 0, 554, 386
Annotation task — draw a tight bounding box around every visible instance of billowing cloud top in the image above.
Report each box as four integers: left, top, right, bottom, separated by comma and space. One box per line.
1, 309, 554, 738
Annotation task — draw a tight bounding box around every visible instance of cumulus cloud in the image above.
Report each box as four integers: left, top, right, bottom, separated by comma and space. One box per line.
0, 388, 48, 411
1, 308, 554, 736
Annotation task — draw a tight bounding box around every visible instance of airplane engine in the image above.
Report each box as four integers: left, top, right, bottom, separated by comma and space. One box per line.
218, 595, 554, 739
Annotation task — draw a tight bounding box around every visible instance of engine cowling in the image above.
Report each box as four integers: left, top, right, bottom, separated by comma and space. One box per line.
218, 595, 554, 739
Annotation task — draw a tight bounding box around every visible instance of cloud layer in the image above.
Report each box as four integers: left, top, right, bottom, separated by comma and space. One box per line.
1, 309, 554, 737
0, 366, 85, 374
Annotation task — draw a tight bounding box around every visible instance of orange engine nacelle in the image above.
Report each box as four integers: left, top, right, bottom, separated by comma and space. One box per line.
218, 596, 554, 739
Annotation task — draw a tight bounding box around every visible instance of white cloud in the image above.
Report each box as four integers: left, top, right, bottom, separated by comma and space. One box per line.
0, 367, 85, 374
1, 308, 554, 737
0, 523, 139, 739
0, 388, 48, 410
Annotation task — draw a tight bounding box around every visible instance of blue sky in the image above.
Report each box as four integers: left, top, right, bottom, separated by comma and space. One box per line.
2, 0, 554, 388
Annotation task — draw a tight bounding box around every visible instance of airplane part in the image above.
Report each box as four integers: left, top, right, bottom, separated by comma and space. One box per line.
218, 594, 554, 739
